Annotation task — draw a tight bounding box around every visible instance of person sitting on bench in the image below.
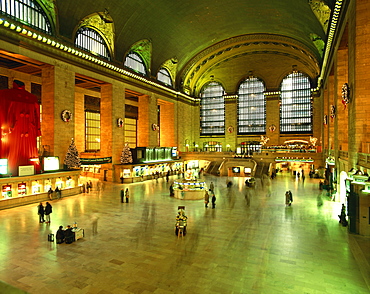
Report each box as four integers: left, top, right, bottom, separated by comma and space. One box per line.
56, 226, 65, 244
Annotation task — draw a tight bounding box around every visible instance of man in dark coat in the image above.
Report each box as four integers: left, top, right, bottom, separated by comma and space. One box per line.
37, 202, 45, 223
44, 202, 52, 223
56, 226, 65, 244
211, 193, 216, 209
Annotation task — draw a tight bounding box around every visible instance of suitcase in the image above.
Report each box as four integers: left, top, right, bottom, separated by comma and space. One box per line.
48, 233, 54, 242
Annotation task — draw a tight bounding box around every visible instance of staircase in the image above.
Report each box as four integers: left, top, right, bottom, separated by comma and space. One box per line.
206, 161, 223, 176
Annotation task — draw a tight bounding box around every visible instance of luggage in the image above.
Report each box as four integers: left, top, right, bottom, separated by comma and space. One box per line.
48, 233, 54, 242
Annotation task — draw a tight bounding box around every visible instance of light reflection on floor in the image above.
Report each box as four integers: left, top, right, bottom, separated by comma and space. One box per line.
0, 172, 369, 294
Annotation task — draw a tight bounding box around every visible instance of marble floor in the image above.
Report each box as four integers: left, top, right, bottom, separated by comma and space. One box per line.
0, 173, 369, 294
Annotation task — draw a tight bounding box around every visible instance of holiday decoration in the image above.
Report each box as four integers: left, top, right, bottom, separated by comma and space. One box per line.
61, 110, 72, 122
117, 118, 123, 127
330, 105, 336, 121
0, 80, 41, 176
341, 83, 350, 108
120, 143, 133, 164
260, 135, 270, 145
227, 126, 234, 133
64, 138, 81, 169
268, 124, 276, 132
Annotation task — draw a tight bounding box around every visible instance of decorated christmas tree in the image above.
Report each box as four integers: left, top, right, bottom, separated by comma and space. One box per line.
64, 138, 81, 169
120, 143, 133, 164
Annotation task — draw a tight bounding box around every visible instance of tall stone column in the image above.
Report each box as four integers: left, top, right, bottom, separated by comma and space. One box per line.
138, 94, 158, 147
265, 94, 280, 145
348, 0, 370, 168
101, 82, 125, 181
159, 102, 175, 147
41, 63, 75, 168
225, 96, 237, 151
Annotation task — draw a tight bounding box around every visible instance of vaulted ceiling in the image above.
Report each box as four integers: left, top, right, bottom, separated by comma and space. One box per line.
5, 0, 335, 96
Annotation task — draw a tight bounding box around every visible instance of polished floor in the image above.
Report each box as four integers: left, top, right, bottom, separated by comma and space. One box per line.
0, 173, 369, 294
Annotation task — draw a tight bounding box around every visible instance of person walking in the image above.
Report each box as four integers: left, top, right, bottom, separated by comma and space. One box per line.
120, 188, 125, 203
48, 187, 53, 200
44, 202, 52, 223
37, 202, 45, 223
204, 190, 210, 208
125, 188, 130, 203
211, 193, 216, 209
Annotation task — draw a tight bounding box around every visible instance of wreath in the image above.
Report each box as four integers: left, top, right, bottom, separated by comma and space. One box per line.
227, 126, 234, 133
268, 124, 276, 132
117, 118, 124, 127
341, 83, 350, 108
61, 110, 72, 122
330, 105, 336, 120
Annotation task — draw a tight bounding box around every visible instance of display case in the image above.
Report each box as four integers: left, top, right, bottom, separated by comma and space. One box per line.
2, 184, 12, 198
173, 180, 206, 200
17, 183, 27, 196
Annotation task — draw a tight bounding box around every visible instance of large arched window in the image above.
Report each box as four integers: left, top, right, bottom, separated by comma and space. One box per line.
75, 27, 110, 60
237, 77, 266, 134
157, 68, 172, 87
0, 0, 51, 34
124, 52, 147, 76
280, 72, 312, 133
200, 82, 225, 135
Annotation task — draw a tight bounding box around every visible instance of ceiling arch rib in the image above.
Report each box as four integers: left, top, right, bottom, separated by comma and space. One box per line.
180, 34, 321, 96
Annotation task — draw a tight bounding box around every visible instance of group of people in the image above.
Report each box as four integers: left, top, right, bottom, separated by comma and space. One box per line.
37, 202, 52, 223
285, 190, 293, 206
47, 187, 61, 200
204, 181, 216, 208
56, 225, 75, 244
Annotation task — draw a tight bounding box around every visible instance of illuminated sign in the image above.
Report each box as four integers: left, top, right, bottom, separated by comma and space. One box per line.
43, 157, 60, 171
0, 158, 7, 174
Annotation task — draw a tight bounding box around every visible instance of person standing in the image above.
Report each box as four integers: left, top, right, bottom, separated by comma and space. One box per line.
285, 191, 290, 206
55, 186, 61, 199
209, 182, 214, 192
125, 188, 130, 203
37, 202, 45, 223
44, 202, 52, 223
211, 193, 216, 209
120, 188, 125, 203
204, 190, 210, 208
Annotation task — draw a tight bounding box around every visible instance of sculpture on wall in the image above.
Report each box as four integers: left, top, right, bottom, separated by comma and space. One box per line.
0, 80, 41, 176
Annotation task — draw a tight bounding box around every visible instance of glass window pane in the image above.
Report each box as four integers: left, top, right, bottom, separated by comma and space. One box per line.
237, 77, 266, 134
75, 27, 110, 60
280, 72, 312, 133
124, 52, 147, 76
0, 0, 51, 34
200, 82, 225, 135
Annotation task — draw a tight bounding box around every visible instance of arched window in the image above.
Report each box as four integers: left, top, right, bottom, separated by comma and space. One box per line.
280, 72, 312, 133
237, 77, 266, 134
75, 27, 110, 60
0, 0, 51, 34
200, 82, 225, 135
124, 52, 147, 76
157, 68, 172, 87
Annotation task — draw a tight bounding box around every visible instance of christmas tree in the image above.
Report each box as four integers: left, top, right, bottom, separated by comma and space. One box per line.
120, 143, 133, 164
64, 138, 81, 169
